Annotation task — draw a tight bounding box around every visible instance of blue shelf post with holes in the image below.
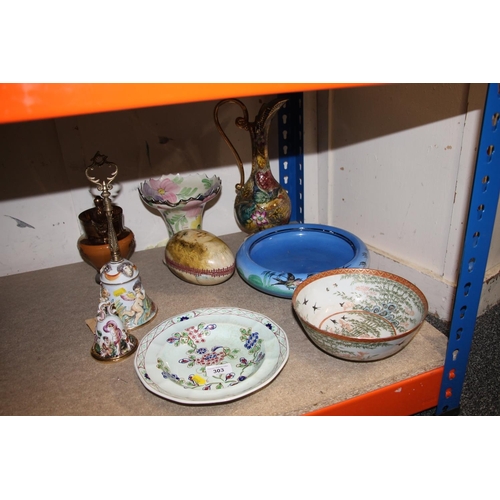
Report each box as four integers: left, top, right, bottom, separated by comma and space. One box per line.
437, 83, 500, 415
278, 93, 304, 223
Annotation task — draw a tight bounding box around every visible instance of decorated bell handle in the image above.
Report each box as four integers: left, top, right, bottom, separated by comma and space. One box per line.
213, 99, 250, 191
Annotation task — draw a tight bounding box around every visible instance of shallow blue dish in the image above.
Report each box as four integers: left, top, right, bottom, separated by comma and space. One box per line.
236, 223, 370, 298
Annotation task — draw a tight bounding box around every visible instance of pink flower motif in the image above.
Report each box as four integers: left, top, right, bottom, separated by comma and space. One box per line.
182, 200, 204, 218
142, 177, 181, 203
404, 307, 415, 316
186, 325, 206, 343
251, 209, 268, 226
338, 319, 353, 331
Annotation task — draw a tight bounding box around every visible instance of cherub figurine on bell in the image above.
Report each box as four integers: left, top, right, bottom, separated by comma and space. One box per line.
85, 152, 157, 331
91, 296, 138, 361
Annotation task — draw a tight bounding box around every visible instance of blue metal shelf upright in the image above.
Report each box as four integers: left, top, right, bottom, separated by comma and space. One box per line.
278, 93, 305, 223
437, 83, 500, 414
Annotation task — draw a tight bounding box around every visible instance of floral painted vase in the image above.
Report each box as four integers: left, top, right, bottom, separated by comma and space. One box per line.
138, 173, 221, 239
214, 97, 292, 233
99, 258, 157, 330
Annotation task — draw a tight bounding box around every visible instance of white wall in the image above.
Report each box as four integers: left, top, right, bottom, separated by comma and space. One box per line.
0, 94, 281, 275
314, 83, 499, 319
1, 84, 498, 320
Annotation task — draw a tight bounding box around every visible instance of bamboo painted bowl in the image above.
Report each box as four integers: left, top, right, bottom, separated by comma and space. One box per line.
292, 269, 428, 362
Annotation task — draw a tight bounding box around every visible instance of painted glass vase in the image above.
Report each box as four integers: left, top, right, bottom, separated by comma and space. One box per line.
214, 97, 292, 233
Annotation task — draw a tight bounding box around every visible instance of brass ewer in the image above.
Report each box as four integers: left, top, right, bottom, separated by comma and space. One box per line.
214, 97, 292, 233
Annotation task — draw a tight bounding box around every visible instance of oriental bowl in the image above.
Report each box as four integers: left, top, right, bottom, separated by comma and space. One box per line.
292, 268, 428, 362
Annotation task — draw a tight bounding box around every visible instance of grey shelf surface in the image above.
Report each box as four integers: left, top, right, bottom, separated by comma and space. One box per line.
0, 232, 447, 416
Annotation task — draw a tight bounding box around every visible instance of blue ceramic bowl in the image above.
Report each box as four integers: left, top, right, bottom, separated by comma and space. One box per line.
236, 223, 370, 298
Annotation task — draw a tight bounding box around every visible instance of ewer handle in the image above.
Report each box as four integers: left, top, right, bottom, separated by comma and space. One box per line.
213, 99, 250, 191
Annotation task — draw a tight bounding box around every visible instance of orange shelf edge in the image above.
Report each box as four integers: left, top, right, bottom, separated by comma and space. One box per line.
0, 83, 375, 124
303, 367, 444, 416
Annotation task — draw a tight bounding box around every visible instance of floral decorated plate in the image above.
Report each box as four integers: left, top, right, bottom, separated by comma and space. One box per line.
134, 307, 289, 404
236, 223, 370, 299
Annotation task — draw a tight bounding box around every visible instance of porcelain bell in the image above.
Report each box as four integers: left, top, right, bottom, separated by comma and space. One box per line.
91, 296, 138, 361
99, 258, 157, 330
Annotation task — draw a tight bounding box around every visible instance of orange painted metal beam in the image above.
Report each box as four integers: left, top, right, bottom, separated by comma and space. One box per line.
0, 83, 374, 124
304, 367, 444, 416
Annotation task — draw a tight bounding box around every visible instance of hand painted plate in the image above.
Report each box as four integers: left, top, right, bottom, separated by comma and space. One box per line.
134, 307, 289, 405
235, 223, 370, 298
